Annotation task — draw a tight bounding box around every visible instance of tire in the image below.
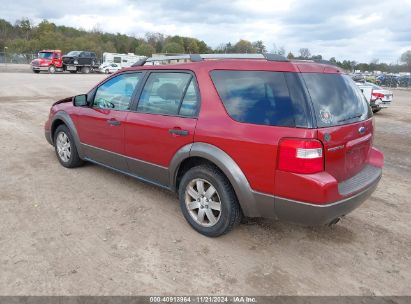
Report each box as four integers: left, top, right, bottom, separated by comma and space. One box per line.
81, 66, 90, 74
48, 65, 56, 74
53, 125, 84, 168
179, 165, 242, 237
105, 69, 110, 74
69, 70, 77, 74
33, 70, 40, 74
373, 108, 381, 113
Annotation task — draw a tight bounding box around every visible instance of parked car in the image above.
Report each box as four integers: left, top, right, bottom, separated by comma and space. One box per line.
356, 82, 393, 113
99, 62, 122, 74
351, 73, 365, 83
62, 51, 99, 74
31, 50, 63, 73
398, 75, 411, 88
377, 74, 399, 87
44, 54, 384, 237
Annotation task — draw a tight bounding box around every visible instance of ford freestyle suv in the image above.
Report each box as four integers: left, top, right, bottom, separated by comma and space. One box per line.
44, 53, 384, 237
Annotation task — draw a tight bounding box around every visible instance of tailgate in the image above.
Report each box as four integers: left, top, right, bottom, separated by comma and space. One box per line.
317, 119, 373, 182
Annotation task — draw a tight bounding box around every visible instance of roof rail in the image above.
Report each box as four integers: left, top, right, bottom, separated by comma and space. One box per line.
290, 59, 338, 67
131, 53, 288, 66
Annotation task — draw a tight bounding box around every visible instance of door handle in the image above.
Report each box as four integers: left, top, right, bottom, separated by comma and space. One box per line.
168, 128, 189, 136
106, 119, 121, 126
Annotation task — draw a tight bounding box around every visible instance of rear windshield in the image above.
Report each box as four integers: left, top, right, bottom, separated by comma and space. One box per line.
302, 73, 372, 127
210, 71, 310, 127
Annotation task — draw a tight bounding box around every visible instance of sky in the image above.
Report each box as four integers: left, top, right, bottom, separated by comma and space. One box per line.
2, 0, 411, 63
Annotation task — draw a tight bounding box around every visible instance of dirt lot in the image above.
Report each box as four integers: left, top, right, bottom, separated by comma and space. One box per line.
0, 72, 410, 296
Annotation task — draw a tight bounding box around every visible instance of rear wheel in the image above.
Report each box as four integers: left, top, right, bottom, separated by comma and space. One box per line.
54, 125, 83, 168
105, 69, 110, 74
373, 108, 381, 113
81, 66, 90, 74
69, 70, 77, 74
179, 165, 242, 237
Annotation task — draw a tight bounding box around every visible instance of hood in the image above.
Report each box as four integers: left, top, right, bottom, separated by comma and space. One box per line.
52, 96, 73, 106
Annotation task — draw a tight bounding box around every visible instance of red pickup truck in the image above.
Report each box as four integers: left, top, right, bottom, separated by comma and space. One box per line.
31, 50, 63, 73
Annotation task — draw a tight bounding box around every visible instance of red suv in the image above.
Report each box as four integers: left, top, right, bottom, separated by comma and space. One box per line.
44, 54, 383, 237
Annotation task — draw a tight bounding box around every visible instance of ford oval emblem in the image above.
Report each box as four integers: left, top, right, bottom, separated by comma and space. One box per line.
359, 126, 366, 134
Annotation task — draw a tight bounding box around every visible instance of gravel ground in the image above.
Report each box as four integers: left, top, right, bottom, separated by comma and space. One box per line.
0, 72, 410, 296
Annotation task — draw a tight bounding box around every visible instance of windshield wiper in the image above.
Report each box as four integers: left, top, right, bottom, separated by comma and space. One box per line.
337, 113, 362, 123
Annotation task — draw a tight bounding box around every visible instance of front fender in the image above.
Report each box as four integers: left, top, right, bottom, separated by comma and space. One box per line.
51, 111, 85, 159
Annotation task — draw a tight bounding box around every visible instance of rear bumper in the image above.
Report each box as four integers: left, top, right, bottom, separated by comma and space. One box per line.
252, 164, 382, 225
274, 173, 381, 225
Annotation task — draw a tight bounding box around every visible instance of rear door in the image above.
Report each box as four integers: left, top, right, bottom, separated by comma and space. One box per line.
124, 71, 199, 186
76, 72, 143, 170
301, 73, 373, 182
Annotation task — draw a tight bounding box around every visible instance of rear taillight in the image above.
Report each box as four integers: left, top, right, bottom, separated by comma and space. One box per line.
278, 139, 324, 174
371, 91, 384, 100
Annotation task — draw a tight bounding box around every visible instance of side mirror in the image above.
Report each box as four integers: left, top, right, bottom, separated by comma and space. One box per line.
73, 94, 88, 107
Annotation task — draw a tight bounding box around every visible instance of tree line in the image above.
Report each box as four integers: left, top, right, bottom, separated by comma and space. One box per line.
1, 18, 410, 73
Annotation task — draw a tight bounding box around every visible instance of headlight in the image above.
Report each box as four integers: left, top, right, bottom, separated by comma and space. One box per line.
74, 60, 78, 64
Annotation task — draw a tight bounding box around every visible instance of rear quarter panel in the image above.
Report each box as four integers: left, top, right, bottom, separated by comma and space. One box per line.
193, 66, 317, 195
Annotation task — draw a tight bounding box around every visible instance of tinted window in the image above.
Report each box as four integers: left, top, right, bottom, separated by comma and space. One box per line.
302, 73, 372, 127
38, 52, 53, 59
179, 79, 199, 117
66, 51, 81, 56
211, 71, 299, 127
137, 72, 192, 115
94, 73, 142, 110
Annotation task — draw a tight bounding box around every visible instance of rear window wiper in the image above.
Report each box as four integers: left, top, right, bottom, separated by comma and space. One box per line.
337, 113, 362, 123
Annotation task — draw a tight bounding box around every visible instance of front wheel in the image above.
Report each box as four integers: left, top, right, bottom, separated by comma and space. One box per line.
48, 65, 56, 74
54, 125, 84, 168
179, 165, 242, 237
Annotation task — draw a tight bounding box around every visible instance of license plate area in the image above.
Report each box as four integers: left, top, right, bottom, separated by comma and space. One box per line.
66, 65, 77, 71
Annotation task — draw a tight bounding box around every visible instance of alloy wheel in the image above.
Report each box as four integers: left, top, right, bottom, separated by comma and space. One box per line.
56, 132, 71, 162
185, 178, 222, 227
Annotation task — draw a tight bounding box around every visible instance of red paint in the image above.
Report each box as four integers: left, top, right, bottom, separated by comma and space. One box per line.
45, 58, 384, 206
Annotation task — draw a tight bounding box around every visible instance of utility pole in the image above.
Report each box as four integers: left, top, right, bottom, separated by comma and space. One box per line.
4, 46, 8, 69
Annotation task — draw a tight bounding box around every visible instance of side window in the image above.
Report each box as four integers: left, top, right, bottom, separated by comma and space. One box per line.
93, 73, 142, 111
137, 72, 192, 115
114, 57, 122, 63
210, 71, 297, 127
179, 79, 199, 117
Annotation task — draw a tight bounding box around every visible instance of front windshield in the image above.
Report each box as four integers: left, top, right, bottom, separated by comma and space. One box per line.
38, 52, 53, 59
66, 51, 81, 56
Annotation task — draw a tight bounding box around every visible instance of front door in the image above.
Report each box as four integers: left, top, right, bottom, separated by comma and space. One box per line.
124, 71, 200, 186
76, 72, 143, 170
